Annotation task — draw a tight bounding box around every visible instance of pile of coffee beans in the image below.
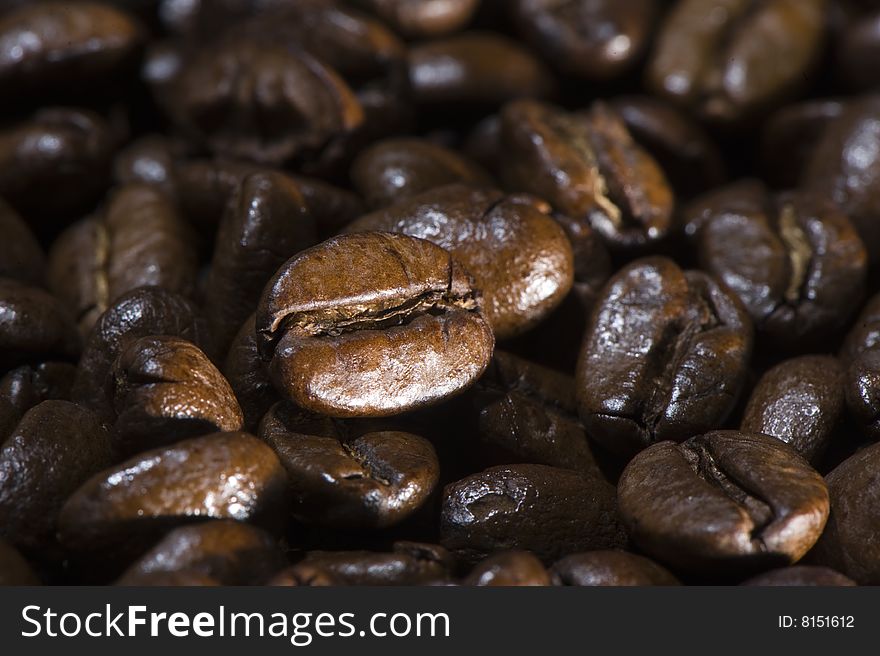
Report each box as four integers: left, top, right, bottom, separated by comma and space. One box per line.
3, 0, 880, 587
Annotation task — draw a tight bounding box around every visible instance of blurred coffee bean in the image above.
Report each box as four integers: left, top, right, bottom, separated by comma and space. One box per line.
345, 185, 573, 338
441, 463, 625, 563
223, 314, 278, 432
0, 401, 111, 558
811, 441, 880, 584
741, 566, 857, 586
618, 431, 830, 575
464, 551, 551, 586
0, 279, 79, 371
576, 257, 752, 459
48, 184, 198, 336
0, 538, 39, 585
513, 0, 657, 80
0, 362, 76, 417
113, 134, 189, 197
741, 355, 844, 463
268, 564, 338, 587
116, 520, 285, 586
351, 0, 479, 37
0, 197, 45, 285
256, 232, 494, 417
260, 402, 439, 528
550, 551, 680, 586
204, 172, 317, 353
838, 11, 880, 91
409, 32, 554, 108
840, 291, 880, 363
647, 0, 826, 123
350, 138, 492, 209
112, 336, 243, 455
0, 108, 115, 220
298, 542, 453, 585
500, 100, 674, 253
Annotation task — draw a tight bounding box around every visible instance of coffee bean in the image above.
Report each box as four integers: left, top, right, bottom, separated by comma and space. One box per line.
843, 350, 880, 438
223, 314, 278, 433
441, 463, 625, 563
268, 564, 338, 587
576, 257, 752, 459
259, 401, 439, 529
256, 232, 494, 417
741, 355, 845, 463
464, 551, 551, 586
0, 198, 45, 286
840, 291, 880, 364
837, 10, 880, 91
741, 565, 857, 586
550, 551, 680, 586
298, 542, 453, 585
113, 134, 188, 197
618, 431, 829, 575
500, 100, 674, 253
345, 185, 574, 339
351, 0, 479, 37
0, 361, 76, 417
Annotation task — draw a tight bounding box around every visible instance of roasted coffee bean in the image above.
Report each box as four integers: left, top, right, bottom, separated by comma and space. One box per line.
837, 11, 880, 91
741, 355, 844, 462
48, 184, 198, 336
345, 185, 573, 339
471, 351, 600, 475
58, 432, 288, 562
618, 431, 830, 575
165, 38, 363, 166
576, 257, 752, 459
350, 138, 492, 210
256, 232, 494, 417
464, 551, 551, 586
72, 287, 211, 422
840, 291, 880, 363
298, 542, 453, 585
0, 362, 76, 417
741, 565, 857, 586
0, 198, 45, 286
844, 350, 880, 438
0, 279, 79, 371
0, 538, 39, 586
500, 100, 674, 253
647, 0, 826, 123
112, 336, 243, 455
550, 551, 680, 586
113, 134, 187, 197
224, 314, 278, 432
609, 95, 726, 200
0, 401, 111, 558
260, 402, 439, 529
268, 564, 338, 587
805, 96, 880, 260
0, 108, 115, 219
811, 441, 880, 584
204, 172, 317, 353
760, 99, 847, 189
513, 0, 657, 80
409, 32, 554, 107
0, 1, 143, 100
441, 463, 625, 564
116, 520, 285, 586
351, 0, 479, 37
688, 183, 867, 348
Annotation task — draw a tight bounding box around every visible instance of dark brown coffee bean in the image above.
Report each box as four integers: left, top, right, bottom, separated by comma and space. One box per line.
805, 97, 880, 261
116, 520, 285, 586
256, 232, 494, 417
112, 336, 243, 455
550, 551, 680, 586
840, 292, 880, 364
48, 184, 198, 336
647, 0, 825, 122
409, 32, 554, 107
576, 257, 752, 459
113, 134, 189, 197
513, 0, 657, 80
690, 184, 867, 349
351, 0, 479, 37
500, 100, 674, 253
58, 432, 288, 559
0, 362, 76, 417
298, 542, 453, 585
260, 402, 439, 529
72, 287, 211, 422
345, 185, 574, 339
0, 1, 143, 99
837, 11, 880, 91
844, 350, 880, 438
268, 564, 338, 587
618, 431, 830, 575
741, 565, 857, 586
811, 441, 880, 584
471, 350, 600, 475
223, 314, 278, 433
0, 108, 115, 219
0, 538, 39, 585
0, 401, 112, 558
351, 138, 492, 210
440, 463, 625, 564
464, 551, 551, 586
0, 197, 45, 286
0, 279, 79, 371
741, 355, 844, 463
